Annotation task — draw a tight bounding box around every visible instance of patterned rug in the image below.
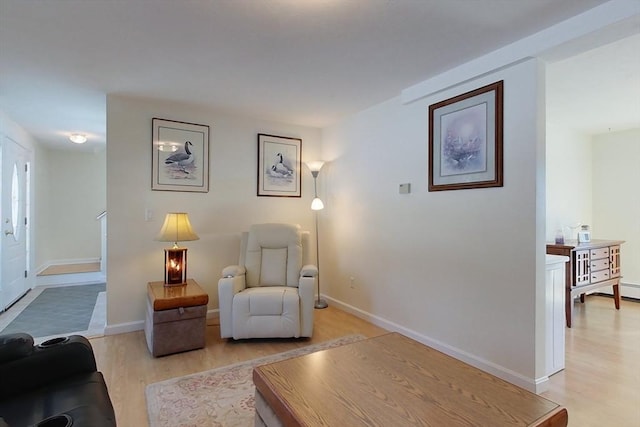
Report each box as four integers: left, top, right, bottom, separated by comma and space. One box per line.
145, 335, 365, 427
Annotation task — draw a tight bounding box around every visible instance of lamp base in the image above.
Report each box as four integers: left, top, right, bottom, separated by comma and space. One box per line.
164, 281, 187, 287
314, 299, 328, 309
164, 247, 188, 286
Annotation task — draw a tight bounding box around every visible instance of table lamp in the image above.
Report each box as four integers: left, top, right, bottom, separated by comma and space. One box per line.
156, 212, 199, 286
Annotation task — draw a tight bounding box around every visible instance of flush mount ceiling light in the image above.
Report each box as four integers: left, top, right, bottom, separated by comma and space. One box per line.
69, 133, 87, 144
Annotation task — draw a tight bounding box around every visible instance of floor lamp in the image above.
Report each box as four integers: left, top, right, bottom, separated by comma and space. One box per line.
307, 161, 327, 309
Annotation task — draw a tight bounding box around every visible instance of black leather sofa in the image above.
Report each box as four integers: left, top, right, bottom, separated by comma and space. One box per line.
0, 333, 116, 427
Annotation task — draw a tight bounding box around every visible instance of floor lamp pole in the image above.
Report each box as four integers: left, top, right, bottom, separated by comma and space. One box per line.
314, 209, 328, 309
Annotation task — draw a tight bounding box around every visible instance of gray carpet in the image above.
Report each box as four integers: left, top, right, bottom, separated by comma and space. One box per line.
0, 283, 105, 337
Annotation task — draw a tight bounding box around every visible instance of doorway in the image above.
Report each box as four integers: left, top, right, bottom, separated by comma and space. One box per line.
0, 135, 32, 311
545, 34, 640, 298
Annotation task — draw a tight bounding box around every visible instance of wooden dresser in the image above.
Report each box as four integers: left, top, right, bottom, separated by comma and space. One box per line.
546, 239, 624, 327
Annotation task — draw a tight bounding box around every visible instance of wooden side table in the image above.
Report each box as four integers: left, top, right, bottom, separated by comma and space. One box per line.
144, 278, 209, 357
547, 239, 623, 327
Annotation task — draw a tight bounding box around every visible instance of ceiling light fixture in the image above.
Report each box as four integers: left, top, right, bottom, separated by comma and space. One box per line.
69, 133, 87, 144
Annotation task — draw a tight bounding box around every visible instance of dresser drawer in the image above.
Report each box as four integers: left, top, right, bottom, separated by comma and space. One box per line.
591, 269, 610, 283
590, 258, 610, 271
590, 247, 610, 260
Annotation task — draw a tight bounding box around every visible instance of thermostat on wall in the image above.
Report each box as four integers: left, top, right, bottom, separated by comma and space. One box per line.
399, 183, 411, 194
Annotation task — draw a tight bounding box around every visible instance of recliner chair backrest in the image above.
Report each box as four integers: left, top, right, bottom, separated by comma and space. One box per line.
244, 223, 303, 288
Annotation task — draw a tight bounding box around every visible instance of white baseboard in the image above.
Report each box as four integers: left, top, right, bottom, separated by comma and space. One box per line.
103, 308, 220, 337
591, 282, 640, 300
105, 320, 144, 336
323, 295, 547, 394
621, 282, 640, 299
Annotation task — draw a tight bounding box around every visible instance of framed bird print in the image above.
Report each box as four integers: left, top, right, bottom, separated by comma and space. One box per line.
257, 133, 302, 197
152, 118, 210, 192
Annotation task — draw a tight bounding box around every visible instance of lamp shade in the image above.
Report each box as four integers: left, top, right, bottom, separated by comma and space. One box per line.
311, 197, 324, 210
156, 213, 199, 246
306, 161, 325, 172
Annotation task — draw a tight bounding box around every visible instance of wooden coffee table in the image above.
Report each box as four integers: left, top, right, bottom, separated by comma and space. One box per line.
253, 333, 567, 426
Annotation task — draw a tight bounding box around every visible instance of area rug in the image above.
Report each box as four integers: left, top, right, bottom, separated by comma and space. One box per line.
146, 334, 365, 427
0, 283, 105, 337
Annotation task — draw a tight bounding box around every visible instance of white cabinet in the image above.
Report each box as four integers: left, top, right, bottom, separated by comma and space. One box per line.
545, 254, 569, 376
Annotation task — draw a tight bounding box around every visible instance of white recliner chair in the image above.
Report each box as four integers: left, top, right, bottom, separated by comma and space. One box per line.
218, 223, 317, 339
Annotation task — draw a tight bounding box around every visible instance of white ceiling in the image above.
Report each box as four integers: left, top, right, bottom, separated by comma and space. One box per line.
1, 0, 636, 152
546, 33, 640, 136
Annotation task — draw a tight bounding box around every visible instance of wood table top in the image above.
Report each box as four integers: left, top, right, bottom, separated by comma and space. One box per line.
147, 279, 209, 311
253, 333, 567, 427
546, 239, 625, 251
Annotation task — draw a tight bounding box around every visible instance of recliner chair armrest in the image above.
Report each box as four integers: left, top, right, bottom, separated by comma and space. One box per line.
300, 264, 318, 278
0, 333, 34, 363
298, 277, 315, 337
218, 273, 247, 338
0, 335, 97, 400
222, 265, 246, 278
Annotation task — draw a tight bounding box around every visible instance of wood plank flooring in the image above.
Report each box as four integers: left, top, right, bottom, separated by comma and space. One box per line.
37, 262, 101, 276
542, 295, 640, 427
90, 296, 639, 426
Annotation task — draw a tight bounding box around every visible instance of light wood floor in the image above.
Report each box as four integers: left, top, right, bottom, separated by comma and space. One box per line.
543, 295, 640, 427
90, 296, 639, 426
37, 262, 101, 276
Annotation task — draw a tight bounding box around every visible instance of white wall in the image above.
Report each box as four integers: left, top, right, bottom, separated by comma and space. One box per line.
106, 95, 321, 327
321, 58, 546, 390
545, 122, 593, 242
36, 148, 106, 269
592, 128, 640, 291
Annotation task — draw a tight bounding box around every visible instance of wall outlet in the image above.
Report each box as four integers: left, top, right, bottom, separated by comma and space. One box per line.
350, 276, 355, 289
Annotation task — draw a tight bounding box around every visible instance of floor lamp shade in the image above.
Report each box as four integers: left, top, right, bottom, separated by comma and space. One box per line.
156, 213, 199, 286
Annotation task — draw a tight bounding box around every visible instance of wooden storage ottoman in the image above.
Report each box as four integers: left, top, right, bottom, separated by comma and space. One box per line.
144, 280, 209, 357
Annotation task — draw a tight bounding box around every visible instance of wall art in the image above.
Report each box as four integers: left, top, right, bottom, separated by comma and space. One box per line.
429, 81, 503, 191
257, 133, 301, 197
152, 118, 209, 192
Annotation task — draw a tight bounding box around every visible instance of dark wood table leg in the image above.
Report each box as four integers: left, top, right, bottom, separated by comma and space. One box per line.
565, 287, 572, 328
613, 282, 621, 310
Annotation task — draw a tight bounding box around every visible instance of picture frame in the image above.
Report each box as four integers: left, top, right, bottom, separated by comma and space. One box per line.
428, 80, 503, 192
257, 133, 302, 198
152, 118, 209, 192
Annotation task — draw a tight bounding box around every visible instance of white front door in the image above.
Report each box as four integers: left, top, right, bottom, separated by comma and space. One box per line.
1, 136, 31, 311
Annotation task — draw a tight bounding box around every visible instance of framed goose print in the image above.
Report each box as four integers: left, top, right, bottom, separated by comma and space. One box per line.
257, 133, 302, 197
428, 80, 503, 192
152, 118, 210, 192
